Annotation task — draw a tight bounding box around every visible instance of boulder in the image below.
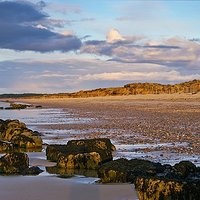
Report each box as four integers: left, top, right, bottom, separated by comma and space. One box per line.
46, 138, 115, 170
46, 145, 67, 162
98, 158, 164, 183
0, 119, 42, 150
0, 153, 43, 175
0, 152, 29, 174
6, 103, 28, 110
98, 158, 200, 200
0, 140, 13, 152
135, 177, 200, 200
174, 161, 197, 178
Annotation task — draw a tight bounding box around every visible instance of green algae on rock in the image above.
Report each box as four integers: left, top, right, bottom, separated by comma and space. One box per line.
46, 138, 115, 170
0, 119, 42, 150
98, 158, 200, 200
0, 152, 43, 175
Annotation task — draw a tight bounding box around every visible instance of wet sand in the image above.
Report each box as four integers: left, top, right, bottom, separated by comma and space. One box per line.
1, 93, 199, 200
17, 93, 200, 157
0, 176, 137, 200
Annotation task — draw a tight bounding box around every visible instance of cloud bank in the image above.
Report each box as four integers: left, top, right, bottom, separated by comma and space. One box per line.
0, 1, 81, 52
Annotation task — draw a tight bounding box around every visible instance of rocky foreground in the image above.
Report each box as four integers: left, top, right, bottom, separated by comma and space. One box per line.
45, 138, 200, 200
0, 119, 42, 150
0, 119, 200, 199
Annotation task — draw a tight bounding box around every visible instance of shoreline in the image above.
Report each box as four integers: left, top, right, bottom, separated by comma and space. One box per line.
9, 93, 200, 165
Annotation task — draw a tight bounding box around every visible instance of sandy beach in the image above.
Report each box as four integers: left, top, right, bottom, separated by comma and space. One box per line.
1, 93, 199, 200
17, 93, 200, 157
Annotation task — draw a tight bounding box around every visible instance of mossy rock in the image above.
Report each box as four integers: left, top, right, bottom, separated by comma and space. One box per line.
0, 119, 42, 150
0, 152, 29, 174
46, 138, 115, 170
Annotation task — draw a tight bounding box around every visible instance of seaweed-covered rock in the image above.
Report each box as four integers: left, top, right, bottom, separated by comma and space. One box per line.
0, 153, 43, 175
98, 158, 163, 183
67, 138, 116, 152
0, 140, 13, 152
98, 158, 200, 199
174, 161, 197, 178
46, 138, 115, 170
23, 166, 43, 175
6, 103, 28, 110
135, 177, 200, 200
46, 145, 67, 162
0, 119, 42, 150
0, 152, 29, 174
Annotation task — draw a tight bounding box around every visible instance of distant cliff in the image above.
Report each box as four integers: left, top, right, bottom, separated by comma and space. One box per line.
0, 80, 199, 99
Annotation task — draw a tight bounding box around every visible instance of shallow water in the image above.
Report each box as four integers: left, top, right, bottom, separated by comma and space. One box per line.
0, 101, 199, 167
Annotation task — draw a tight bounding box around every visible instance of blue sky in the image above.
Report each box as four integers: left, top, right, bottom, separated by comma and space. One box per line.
0, 0, 200, 93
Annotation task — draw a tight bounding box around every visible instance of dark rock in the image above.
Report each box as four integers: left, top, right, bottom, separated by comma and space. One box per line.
46, 145, 67, 162
0, 119, 42, 150
135, 177, 200, 200
98, 158, 200, 199
23, 166, 43, 175
174, 161, 197, 178
0, 152, 29, 174
98, 158, 164, 183
35, 105, 42, 108
0, 107, 3, 110
0, 140, 13, 152
9, 103, 28, 109
46, 138, 115, 170
0, 153, 43, 175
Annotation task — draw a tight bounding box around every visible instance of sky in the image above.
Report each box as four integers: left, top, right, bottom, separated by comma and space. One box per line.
0, 0, 200, 93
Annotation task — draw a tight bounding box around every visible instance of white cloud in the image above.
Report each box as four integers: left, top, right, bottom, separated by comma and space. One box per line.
106, 28, 125, 43
79, 71, 200, 82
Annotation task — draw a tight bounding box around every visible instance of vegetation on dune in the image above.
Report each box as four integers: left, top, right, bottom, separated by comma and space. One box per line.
0, 80, 199, 98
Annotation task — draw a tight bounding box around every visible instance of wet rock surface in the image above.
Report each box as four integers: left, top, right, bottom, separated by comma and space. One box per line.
0, 152, 43, 175
46, 138, 115, 169
0, 119, 42, 150
4, 103, 29, 110
98, 158, 200, 200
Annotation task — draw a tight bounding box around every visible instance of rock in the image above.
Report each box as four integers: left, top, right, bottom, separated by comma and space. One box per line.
0, 119, 42, 150
23, 166, 43, 175
9, 103, 28, 109
35, 105, 42, 108
0, 152, 29, 174
0, 153, 43, 175
0, 107, 3, 110
174, 161, 197, 178
135, 177, 200, 200
98, 158, 200, 199
98, 158, 164, 183
0, 140, 13, 152
46, 138, 115, 170
67, 138, 116, 152
46, 145, 67, 162
58, 151, 102, 170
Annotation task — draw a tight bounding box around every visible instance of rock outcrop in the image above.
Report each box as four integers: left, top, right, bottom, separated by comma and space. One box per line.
5, 103, 29, 110
98, 158, 200, 200
0, 119, 42, 150
46, 138, 115, 170
0, 140, 13, 152
0, 152, 29, 174
0, 152, 43, 175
